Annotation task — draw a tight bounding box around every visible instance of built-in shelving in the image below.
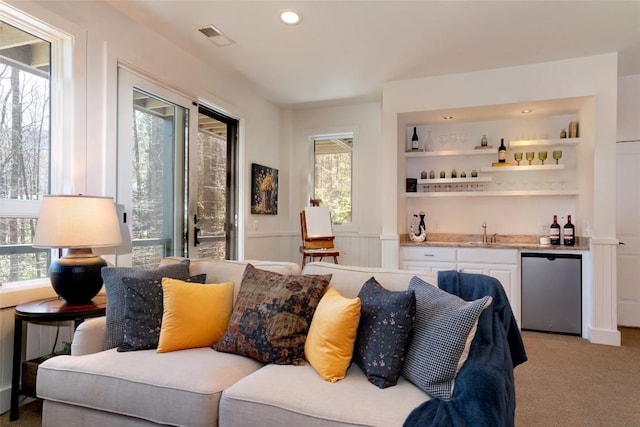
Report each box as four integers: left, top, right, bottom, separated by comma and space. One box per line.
405, 149, 495, 158
480, 164, 564, 172
405, 189, 579, 198
416, 177, 492, 185
508, 138, 580, 148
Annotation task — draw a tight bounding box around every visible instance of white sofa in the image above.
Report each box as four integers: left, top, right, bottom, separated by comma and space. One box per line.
36, 259, 441, 426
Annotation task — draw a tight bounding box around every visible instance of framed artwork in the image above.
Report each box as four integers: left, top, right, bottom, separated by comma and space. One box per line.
251, 163, 279, 215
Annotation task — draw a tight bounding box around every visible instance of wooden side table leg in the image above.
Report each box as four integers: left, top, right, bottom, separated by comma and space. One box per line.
333, 255, 338, 264
10, 317, 23, 421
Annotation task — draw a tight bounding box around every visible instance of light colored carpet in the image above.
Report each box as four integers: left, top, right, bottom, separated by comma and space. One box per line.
515, 327, 640, 426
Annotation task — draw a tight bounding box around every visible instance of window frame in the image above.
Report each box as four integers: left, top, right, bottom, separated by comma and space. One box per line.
0, 4, 72, 289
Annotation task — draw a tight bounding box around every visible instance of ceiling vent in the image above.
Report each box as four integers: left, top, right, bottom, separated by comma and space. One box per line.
198, 25, 235, 47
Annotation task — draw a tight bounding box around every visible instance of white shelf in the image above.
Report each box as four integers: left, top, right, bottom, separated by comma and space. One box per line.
508, 138, 580, 148
405, 149, 495, 158
416, 177, 492, 184
480, 164, 564, 172
405, 189, 579, 198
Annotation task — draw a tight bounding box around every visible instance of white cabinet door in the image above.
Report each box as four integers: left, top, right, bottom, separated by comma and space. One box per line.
617, 141, 640, 327
400, 261, 456, 273
399, 247, 456, 273
457, 249, 520, 326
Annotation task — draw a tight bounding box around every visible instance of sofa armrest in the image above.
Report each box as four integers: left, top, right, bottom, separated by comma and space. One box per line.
71, 316, 107, 356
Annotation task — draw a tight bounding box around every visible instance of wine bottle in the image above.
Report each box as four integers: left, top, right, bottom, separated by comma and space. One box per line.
550, 215, 560, 245
498, 138, 506, 163
563, 215, 575, 246
411, 127, 419, 150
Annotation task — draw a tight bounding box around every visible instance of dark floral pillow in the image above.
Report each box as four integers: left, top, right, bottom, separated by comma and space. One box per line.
353, 277, 416, 388
118, 274, 207, 352
214, 264, 330, 365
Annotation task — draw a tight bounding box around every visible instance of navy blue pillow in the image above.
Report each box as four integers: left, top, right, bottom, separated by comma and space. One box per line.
118, 274, 207, 352
353, 277, 416, 388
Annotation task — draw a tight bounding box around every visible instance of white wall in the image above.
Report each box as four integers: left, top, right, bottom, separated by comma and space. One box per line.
618, 74, 640, 141
284, 102, 383, 267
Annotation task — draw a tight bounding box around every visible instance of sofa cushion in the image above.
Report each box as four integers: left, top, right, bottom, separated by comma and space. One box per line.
215, 264, 331, 365
157, 278, 234, 353
353, 277, 416, 389
304, 287, 361, 382
119, 274, 206, 352
401, 276, 492, 401
102, 260, 191, 350
219, 363, 430, 427
37, 348, 263, 427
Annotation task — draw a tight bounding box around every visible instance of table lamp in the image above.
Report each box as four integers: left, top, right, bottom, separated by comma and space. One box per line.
33, 195, 122, 303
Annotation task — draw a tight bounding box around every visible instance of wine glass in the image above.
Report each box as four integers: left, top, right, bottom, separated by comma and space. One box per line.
538, 151, 548, 165
514, 152, 523, 166
525, 152, 535, 165
552, 150, 563, 164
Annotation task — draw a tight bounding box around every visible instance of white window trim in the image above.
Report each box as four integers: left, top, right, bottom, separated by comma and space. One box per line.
0, 3, 76, 290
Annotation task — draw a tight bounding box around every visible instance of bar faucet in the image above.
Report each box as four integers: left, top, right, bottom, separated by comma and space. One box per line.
491, 233, 498, 244
482, 222, 487, 244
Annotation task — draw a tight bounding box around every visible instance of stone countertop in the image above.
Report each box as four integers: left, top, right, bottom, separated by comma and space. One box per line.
399, 233, 590, 251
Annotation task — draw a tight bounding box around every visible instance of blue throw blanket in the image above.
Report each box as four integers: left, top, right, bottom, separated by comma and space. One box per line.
404, 271, 527, 427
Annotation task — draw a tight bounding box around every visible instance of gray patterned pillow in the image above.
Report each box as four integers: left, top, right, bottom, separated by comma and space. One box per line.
118, 274, 207, 352
214, 264, 330, 365
102, 260, 191, 350
353, 277, 416, 389
401, 276, 492, 401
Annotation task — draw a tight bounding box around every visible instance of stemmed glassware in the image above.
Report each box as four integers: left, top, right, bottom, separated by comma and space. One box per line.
525, 152, 535, 165
538, 151, 548, 165
514, 152, 523, 166
552, 150, 563, 164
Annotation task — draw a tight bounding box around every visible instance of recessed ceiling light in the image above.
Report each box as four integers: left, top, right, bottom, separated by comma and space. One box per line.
521, 109, 533, 114
280, 10, 302, 25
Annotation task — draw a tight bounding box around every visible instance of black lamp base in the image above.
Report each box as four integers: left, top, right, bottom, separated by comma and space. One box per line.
49, 248, 106, 304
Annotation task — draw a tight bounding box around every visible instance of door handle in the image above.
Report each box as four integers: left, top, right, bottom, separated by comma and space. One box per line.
193, 214, 201, 246
194, 226, 201, 246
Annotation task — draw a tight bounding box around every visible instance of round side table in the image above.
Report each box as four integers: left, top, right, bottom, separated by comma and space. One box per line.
10, 295, 107, 421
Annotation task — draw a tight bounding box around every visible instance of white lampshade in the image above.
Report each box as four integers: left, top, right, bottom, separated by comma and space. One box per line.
33, 195, 122, 248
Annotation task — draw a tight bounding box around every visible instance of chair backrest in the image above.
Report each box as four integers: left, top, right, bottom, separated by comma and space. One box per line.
300, 206, 335, 249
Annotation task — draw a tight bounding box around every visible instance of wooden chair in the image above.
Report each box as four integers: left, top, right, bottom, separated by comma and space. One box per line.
300, 206, 340, 267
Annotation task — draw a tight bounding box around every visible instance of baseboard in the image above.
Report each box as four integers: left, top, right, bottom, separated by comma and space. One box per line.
588, 327, 621, 346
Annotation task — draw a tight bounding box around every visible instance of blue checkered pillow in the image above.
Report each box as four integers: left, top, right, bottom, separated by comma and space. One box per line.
401, 276, 492, 401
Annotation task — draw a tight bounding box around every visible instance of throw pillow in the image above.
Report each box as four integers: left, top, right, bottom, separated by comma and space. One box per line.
401, 276, 492, 401
118, 274, 207, 352
102, 260, 191, 350
157, 278, 234, 353
214, 263, 331, 365
304, 287, 361, 382
353, 277, 416, 389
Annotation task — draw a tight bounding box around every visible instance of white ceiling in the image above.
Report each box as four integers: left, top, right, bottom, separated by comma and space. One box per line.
105, 0, 640, 108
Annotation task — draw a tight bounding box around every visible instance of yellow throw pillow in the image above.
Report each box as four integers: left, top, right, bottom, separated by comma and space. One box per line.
157, 278, 234, 353
304, 287, 361, 382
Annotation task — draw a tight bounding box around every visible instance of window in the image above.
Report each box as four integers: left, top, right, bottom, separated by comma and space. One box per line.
0, 19, 52, 284
313, 136, 353, 224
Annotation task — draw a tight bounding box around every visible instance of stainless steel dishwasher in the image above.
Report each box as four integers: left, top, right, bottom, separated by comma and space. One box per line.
521, 253, 582, 335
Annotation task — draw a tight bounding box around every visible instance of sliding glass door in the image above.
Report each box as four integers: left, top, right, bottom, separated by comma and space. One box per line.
117, 69, 238, 267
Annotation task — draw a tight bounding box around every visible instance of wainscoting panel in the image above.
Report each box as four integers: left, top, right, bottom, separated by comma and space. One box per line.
245, 231, 382, 268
